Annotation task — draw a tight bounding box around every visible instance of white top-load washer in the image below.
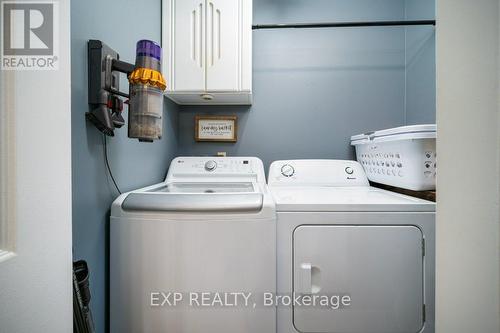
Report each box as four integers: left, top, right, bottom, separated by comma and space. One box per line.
110, 157, 275, 333
268, 160, 435, 333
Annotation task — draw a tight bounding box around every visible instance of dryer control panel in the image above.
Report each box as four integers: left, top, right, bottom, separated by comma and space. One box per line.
268, 160, 369, 187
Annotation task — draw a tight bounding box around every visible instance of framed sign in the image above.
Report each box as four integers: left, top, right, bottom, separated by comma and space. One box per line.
195, 115, 237, 142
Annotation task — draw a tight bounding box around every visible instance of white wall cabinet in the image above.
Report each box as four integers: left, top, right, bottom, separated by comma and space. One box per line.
162, 0, 252, 105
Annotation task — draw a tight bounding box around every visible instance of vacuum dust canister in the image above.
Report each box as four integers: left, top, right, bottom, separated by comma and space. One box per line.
127, 40, 166, 142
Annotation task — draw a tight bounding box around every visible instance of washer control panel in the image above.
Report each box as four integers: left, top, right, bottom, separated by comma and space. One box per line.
166, 157, 267, 183
268, 160, 369, 187
204, 160, 218, 171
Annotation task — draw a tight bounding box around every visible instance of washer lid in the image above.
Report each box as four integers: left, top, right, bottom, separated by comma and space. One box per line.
152, 182, 256, 193
270, 187, 435, 212
122, 182, 264, 212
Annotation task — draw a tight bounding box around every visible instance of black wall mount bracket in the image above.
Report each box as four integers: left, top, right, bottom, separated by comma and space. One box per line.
87, 40, 135, 136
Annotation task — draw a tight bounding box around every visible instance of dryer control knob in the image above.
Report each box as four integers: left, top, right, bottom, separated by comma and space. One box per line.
281, 164, 295, 177
345, 166, 354, 175
205, 160, 217, 171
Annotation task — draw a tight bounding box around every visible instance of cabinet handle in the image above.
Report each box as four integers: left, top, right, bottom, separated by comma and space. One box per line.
191, 9, 195, 63
215, 7, 221, 63
208, 1, 221, 67
191, 3, 203, 68
198, 2, 203, 68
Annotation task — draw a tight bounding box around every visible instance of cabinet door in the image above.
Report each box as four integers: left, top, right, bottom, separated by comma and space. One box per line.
293, 225, 424, 333
170, 0, 206, 91
205, 0, 240, 91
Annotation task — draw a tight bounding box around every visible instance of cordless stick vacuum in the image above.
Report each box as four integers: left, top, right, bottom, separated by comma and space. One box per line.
87, 39, 166, 142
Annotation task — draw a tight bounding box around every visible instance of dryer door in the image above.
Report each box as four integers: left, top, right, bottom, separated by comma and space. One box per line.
293, 225, 424, 333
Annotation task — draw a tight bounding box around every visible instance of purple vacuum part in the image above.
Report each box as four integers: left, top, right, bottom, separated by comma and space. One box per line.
136, 39, 162, 61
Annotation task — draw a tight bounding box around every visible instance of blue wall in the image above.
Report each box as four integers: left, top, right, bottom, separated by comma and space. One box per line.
71, 1, 178, 332
71, 1, 434, 332
176, 0, 436, 168
405, 0, 436, 124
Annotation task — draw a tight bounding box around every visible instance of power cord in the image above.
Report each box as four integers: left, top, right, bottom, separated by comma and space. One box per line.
103, 135, 122, 194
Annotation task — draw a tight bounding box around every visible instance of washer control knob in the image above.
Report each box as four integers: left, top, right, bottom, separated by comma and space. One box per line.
204, 160, 217, 171
345, 166, 354, 175
281, 164, 295, 177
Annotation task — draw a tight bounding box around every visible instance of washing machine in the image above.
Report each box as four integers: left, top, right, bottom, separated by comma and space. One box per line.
268, 160, 435, 333
110, 157, 275, 333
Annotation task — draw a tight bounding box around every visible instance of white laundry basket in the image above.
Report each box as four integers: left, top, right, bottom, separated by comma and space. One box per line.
351, 124, 436, 191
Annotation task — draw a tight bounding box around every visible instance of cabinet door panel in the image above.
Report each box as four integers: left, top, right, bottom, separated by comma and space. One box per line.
206, 0, 239, 91
171, 0, 205, 91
